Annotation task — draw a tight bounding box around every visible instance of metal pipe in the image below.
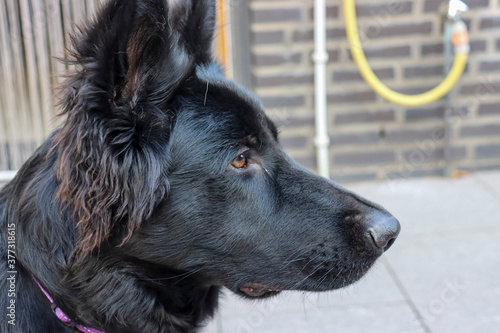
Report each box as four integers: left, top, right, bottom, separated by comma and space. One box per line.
445, 0, 469, 177
313, 0, 330, 179
444, 21, 454, 177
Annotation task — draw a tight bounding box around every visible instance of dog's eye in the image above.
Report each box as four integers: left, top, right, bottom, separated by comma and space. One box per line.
232, 154, 248, 169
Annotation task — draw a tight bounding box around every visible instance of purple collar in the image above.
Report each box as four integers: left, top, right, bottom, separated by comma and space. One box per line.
32, 275, 107, 333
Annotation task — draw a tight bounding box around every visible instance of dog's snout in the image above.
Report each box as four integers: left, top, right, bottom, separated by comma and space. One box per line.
366, 212, 401, 252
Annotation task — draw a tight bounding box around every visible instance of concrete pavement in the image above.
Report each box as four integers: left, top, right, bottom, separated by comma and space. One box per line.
203, 171, 500, 333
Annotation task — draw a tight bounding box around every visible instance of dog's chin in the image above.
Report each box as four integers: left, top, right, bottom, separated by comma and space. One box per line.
236, 275, 361, 299
235, 259, 376, 299
238, 282, 283, 299
236, 280, 354, 299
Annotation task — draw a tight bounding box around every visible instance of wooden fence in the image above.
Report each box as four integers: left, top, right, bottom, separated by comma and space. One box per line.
0, 0, 101, 171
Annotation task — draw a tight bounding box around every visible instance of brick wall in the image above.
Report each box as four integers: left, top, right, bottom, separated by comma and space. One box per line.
247, 0, 500, 182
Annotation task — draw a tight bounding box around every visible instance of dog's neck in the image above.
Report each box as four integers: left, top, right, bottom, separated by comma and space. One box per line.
29, 260, 220, 332
32, 274, 107, 333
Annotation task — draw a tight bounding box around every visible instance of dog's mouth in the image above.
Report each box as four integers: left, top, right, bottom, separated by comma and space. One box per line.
239, 282, 283, 298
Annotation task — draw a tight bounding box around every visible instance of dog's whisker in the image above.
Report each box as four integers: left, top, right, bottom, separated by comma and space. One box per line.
317, 266, 343, 287
204, 82, 209, 105
286, 243, 318, 258
282, 244, 319, 268
291, 260, 329, 290
297, 253, 324, 274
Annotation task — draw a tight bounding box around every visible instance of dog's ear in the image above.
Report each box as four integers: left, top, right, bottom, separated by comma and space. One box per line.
52, 0, 216, 257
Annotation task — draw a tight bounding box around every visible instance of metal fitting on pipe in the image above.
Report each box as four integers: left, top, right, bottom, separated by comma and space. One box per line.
448, 0, 469, 19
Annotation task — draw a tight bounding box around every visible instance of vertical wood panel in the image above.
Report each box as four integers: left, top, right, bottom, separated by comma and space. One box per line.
72, 0, 84, 24
2, 0, 23, 167
61, 0, 73, 51
0, 0, 13, 169
5, 0, 31, 146
33, 0, 53, 138
18, 0, 45, 147
46, 0, 66, 85
0, 0, 101, 171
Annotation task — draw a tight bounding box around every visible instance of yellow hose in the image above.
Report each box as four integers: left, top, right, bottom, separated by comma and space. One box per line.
343, 0, 469, 106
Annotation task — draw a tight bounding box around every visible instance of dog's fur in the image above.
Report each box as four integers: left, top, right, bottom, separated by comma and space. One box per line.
0, 1, 399, 332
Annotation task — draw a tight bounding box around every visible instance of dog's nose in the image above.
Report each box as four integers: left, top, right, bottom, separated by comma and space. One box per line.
366, 212, 401, 252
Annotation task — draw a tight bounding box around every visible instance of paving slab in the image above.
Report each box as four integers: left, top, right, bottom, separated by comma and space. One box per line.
474, 171, 500, 200
215, 301, 417, 333
385, 229, 500, 333
352, 171, 500, 333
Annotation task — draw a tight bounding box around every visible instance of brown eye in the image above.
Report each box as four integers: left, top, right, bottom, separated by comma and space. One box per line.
232, 154, 248, 169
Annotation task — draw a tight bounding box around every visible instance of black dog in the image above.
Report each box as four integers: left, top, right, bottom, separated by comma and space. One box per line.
0, 0, 400, 332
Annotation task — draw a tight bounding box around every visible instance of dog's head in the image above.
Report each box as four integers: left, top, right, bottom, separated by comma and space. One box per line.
54, 0, 400, 298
